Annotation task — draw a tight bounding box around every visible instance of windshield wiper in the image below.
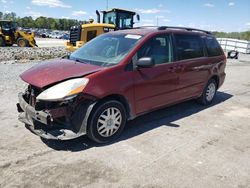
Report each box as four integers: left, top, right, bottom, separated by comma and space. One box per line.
70, 57, 89, 64
61, 54, 70, 59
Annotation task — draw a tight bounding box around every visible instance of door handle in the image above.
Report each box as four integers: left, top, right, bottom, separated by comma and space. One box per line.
176, 65, 184, 71
167, 67, 176, 73
168, 65, 184, 72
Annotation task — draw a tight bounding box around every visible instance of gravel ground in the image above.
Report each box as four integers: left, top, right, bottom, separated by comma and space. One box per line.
0, 47, 69, 62
0, 54, 250, 187
0, 37, 69, 62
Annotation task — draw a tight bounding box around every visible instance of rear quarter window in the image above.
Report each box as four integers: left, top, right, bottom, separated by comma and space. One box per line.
205, 37, 223, 57
174, 34, 204, 60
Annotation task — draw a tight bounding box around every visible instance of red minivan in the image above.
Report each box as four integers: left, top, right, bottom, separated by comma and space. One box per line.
17, 27, 226, 143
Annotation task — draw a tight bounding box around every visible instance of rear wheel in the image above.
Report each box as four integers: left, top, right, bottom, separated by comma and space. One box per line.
0, 37, 5, 47
17, 38, 29, 47
87, 100, 127, 143
197, 79, 217, 105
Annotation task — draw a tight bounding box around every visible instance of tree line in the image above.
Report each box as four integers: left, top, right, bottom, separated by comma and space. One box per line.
213, 31, 250, 41
0, 11, 85, 31
0, 11, 250, 40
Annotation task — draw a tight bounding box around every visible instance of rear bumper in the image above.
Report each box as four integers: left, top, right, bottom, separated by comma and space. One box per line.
17, 92, 87, 140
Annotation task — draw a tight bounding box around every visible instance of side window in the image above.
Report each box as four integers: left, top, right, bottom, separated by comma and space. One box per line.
87, 30, 97, 42
118, 13, 133, 29
137, 35, 173, 65
205, 37, 223, 57
175, 34, 204, 60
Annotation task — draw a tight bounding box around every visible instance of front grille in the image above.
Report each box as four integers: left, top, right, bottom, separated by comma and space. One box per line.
69, 25, 82, 45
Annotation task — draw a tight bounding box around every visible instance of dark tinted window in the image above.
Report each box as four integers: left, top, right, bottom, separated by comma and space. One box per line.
175, 34, 204, 60
205, 37, 223, 56
118, 12, 133, 29
137, 35, 173, 65
87, 30, 97, 42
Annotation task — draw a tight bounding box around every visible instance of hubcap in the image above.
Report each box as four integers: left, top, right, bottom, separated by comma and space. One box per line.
19, 40, 25, 47
206, 83, 216, 101
97, 107, 122, 137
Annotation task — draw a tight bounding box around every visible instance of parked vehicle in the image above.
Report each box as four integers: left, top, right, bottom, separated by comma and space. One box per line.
17, 26, 226, 143
60, 33, 69, 40
66, 8, 140, 51
0, 20, 37, 47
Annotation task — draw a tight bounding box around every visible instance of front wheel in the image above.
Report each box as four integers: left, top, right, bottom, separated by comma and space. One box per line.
197, 79, 217, 105
17, 38, 29, 47
87, 100, 127, 143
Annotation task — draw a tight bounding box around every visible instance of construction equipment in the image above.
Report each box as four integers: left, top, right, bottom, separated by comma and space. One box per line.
66, 8, 140, 51
0, 20, 37, 47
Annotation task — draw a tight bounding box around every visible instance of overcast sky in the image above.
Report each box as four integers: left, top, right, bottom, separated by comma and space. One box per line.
0, 0, 250, 32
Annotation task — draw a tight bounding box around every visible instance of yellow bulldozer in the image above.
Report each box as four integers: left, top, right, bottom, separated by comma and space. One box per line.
0, 20, 37, 47
66, 8, 139, 51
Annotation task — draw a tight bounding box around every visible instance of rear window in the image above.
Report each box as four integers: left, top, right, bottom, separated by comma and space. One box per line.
205, 37, 223, 57
175, 34, 204, 60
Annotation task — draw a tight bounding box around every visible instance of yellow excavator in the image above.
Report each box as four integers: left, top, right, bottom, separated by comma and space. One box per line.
66, 8, 139, 51
0, 20, 37, 47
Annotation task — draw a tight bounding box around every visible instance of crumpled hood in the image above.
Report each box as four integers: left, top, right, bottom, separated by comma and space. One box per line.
20, 58, 104, 88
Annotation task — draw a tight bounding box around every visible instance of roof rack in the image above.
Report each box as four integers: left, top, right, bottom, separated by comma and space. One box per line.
157, 26, 212, 34
133, 26, 158, 29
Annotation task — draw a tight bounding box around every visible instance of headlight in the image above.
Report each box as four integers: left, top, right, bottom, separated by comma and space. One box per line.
36, 78, 89, 101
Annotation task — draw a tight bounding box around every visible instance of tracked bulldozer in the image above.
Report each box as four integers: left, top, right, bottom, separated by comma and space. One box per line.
0, 20, 37, 47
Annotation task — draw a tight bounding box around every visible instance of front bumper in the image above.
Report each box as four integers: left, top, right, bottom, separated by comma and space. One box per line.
17, 92, 87, 140
65, 41, 84, 52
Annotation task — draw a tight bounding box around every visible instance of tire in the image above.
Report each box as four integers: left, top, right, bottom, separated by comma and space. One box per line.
0, 37, 5, 47
87, 100, 127, 144
197, 79, 217, 105
17, 37, 29, 47
227, 50, 239, 59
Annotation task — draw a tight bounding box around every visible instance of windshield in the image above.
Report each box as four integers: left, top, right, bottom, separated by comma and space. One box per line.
1, 22, 17, 30
104, 12, 116, 25
69, 34, 142, 67
103, 12, 134, 29
118, 13, 133, 29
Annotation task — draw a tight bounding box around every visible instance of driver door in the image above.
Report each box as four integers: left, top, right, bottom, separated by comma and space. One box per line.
132, 34, 180, 115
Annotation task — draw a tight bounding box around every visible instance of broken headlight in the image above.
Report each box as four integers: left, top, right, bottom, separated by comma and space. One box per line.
36, 78, 89, 101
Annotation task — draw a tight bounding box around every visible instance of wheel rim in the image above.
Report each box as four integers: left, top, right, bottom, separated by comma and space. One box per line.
19, 40, 25, 47
97, 107, 122, 137
206, 83, 216, 102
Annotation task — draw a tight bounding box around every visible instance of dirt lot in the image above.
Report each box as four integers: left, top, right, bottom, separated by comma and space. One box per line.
0, 56, 250, 188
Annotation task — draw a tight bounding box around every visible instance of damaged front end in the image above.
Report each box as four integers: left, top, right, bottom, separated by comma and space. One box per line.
17, 85, 96, 140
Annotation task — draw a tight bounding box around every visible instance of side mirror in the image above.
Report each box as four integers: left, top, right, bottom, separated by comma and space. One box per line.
136, 14, 140, 22
136, 57, 155, 68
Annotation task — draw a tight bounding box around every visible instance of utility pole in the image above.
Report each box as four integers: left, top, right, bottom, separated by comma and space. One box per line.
106, 0, 109, 10
156, 16, 159, 26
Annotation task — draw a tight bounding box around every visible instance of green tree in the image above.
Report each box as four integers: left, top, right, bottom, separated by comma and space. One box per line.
1, 11, 87, 31
35, 16, 47, 29
2, 12, 16, 20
